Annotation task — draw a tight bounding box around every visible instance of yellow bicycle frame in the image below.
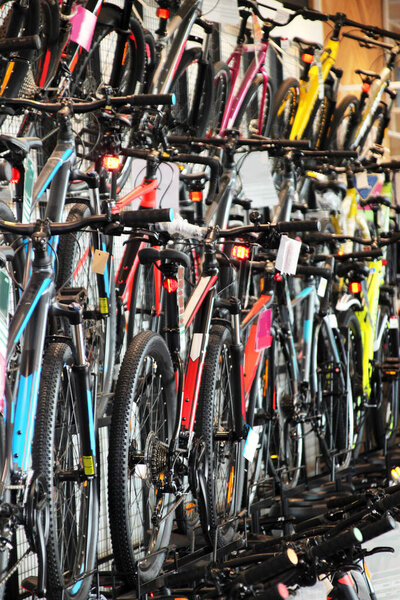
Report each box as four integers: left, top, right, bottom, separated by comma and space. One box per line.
290, 38, 340, 140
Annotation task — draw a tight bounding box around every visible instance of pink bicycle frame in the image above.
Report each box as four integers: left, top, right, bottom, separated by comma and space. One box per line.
219, 41, 270, 137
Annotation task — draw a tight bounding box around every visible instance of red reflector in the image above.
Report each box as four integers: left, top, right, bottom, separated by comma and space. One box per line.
349, 281, 362, 294
362, 82, 371, 94
337, 249, 344, 256
301, 52, 314, 64
10, 167, 20, 184
163, 277, 178, 293
190, 190, 203, 202
278, 583, 289, 599
382, 259, 387, 266
156, 7, 170, 18
102, 155, 121, 171
232, 244, 250, 260
274, 272, 282, 281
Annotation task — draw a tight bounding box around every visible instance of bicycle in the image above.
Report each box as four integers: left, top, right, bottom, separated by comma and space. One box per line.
0, 207, 173, 598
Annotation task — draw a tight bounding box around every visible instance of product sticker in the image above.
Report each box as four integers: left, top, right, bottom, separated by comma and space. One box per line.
275, 235, 301, 274
255, 308, 272, 351
317, 277, 327, 297
91, 249, 109, 275
243, 426, 262, 462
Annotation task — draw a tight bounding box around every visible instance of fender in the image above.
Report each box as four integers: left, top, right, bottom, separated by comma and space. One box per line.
336, 293, 362, 312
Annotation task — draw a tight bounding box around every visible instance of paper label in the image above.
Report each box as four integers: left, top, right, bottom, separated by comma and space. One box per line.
202, 0, 240, 25
356, 171, 369, 191
325, 312, 338, 330
389, 316, 399, 329
252, 14, 262, 43
91, 250, 109, 275
70, 6, 97, 52
237, 152, 279, 208
275, 235, 301, 275
318, 277, 327, 297
243, 426, 261, 462
255, 308, 272, 351
273, 8, 291, 25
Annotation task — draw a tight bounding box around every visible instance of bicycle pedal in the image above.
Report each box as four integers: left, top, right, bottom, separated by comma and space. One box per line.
56, 286, 88, 306
377, 357, 400, 381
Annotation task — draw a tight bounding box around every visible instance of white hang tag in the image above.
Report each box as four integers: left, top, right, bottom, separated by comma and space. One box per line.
389, 316, 399, 329
325, 312, 338, 330
273, 8, 291, 25
243, 426, 261, 462
92, 250, 109, 275
275, 235, 301, 275
237, 152, 279, 209
356, 171, 369, 191
202, 0, 239, 25
318, 277, 328, 297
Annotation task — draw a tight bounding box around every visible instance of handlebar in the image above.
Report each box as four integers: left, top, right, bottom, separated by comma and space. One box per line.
342, 31, 394, 50
167, 135, 311, 149
0, 93, 176, 115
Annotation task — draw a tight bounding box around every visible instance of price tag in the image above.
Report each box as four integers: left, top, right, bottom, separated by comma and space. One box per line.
255, 309, 272, 351
273, 8, 291, 25
389, 316, 399, 329
252, 14, 262, 43
70, 6, 97, 52
325, 313, 338, 330
318, 277, 327, 297
91, 249, 109, 275
243, 426, 261, 462
275, 235, 301, 275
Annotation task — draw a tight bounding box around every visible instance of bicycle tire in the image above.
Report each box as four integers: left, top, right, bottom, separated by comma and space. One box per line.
269, 332, 303, 489
196, 324, 245, 546
127, 262, 157, 342
233, 75, 273, 138
108, 330, 176, 586
168, 46, 214, 136
56, 202, 116, 415
32, 342, 98, 600
304, 95, 330, 148
270, 77, 300, 139
313, 316, 353, 470
371, 307, 399, 450
207, 60, 231, 136
356, 101, 387, 158
338, 309, 364, 458
327, 94, 359, 150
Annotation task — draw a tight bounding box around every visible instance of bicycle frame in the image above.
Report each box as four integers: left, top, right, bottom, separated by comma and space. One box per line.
290, 37, 340, 141
219, 39, 269, 136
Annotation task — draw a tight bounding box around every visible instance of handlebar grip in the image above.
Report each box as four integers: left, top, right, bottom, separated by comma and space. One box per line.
296, 265, 332, 279
302, 8, 329, 21
326, 494, 363, 510
234, 549, 299, 586
0, 34, 41, 52
164, 564, 208, 588
118, 208, 174, 226
334, 248, 382, 261
359, 514, 397, 543
276, 220, 321, 233
311, 528, 363, 559
377, 488, 400, 512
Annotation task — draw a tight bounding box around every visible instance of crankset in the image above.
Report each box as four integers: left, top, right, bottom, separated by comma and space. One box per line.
25, 474, 49, 596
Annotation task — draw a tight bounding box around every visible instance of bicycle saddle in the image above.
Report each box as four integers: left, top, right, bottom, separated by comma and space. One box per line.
0, 134, 42, 156
139, 247, 191, 269
293, 36, 322, 50
355, 68, 381, 80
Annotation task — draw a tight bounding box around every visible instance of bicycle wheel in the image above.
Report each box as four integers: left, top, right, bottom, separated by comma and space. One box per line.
328, 94, 359, 150
269, 332, 303, 489
168, 47, 214, 136
313, 316, 353, 470
338, 309, 364, 457
56, 202, 116, 417
270, 77, 300, 139
233, 75, 273, 137
108, 331, 176, 586
196, 325, 245, 546
207, 61, 231, 135
32, 342, 98, 600
371, 307, 399, 450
